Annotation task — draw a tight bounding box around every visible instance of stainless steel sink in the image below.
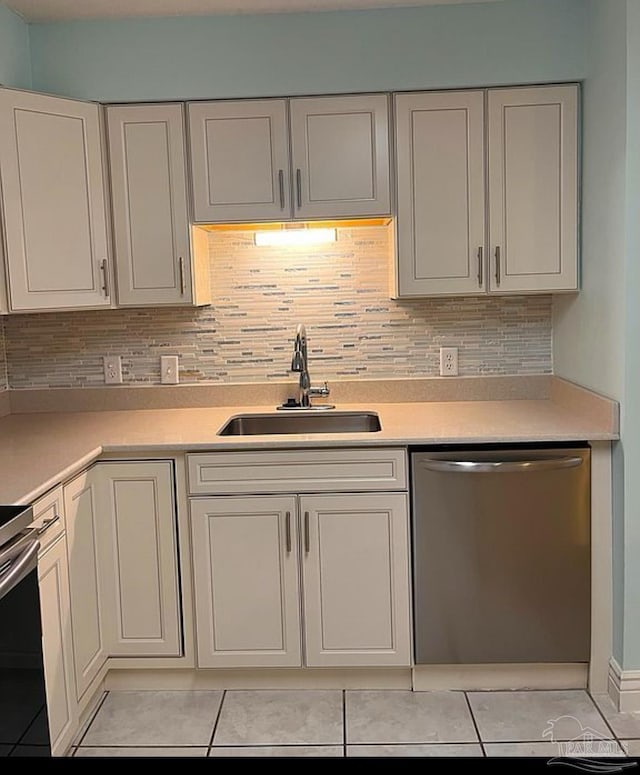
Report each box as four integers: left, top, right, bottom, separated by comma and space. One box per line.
218, 411, 381, 436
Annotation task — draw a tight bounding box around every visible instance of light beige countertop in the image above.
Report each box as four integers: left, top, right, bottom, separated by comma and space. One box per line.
0, 378, 618, 505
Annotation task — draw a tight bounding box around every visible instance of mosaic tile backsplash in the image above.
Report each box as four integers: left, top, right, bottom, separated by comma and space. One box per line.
4, 226, 552, 389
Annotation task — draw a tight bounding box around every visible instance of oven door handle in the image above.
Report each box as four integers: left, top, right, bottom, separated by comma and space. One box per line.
0, 539, 40, 600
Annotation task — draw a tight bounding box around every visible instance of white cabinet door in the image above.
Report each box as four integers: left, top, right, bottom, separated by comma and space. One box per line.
190, 495, 302, 667
95, 461, 181, 657
38, 535, 78, 757
487, 85, 578, 293
63, 468, 106, 700
0, 89, 112, 311
188, 99, 290, 223
300, 492, 411, 667
290, 94, 391, 219
394, 91, 486, 297
107, 104, 193, 306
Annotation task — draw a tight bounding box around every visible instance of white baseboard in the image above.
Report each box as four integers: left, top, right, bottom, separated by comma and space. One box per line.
104, 664, 590, 693
608, 658, 640, 711
105, 667, 413, 691
413, 663, 588, 691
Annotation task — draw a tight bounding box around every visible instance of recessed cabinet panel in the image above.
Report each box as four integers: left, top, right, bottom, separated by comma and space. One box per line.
188, 100, 290, 222
394, 91, 486, 296
0, 89, 111, 310
17, 112, 93, 291
39, 536, 78, 757
126, 122, 176, 288
107, 104, 193, 306
301, 492, 411, 667
488, 85, 578, 292
190, 495, 302, 667
290, 94, 391, 218
207, 117, 275, 204
63, 469, 106, 699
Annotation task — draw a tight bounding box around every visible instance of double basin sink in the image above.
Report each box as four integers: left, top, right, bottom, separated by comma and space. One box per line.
218, 411, 381, 436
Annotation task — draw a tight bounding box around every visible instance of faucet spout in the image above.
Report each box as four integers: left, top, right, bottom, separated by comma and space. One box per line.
288, 323, 331, 409
291, 324, 311, 407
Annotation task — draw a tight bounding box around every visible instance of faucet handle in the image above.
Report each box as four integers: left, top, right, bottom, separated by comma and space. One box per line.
309, 381, 330, 398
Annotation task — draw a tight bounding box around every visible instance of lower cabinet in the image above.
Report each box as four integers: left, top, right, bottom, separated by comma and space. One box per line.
38, 535, 78, 757
95, 462, 182, 657
190, 492, 411, 668
301, 493, 411, 667
191, 495, 302, 667
63, 460, 181, 700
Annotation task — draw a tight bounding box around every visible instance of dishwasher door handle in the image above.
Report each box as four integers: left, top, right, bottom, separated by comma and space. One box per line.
419, 456, 583, 473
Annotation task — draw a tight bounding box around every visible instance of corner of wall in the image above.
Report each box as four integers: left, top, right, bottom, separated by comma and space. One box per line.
0, 4, 32, 90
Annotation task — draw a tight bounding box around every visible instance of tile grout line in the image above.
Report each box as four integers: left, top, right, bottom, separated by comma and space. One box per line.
75, 690, 110, 749
463, 691, 487, 757
207, 690, 227, 754
588, 691, 627, 749
342, 690, 347, 758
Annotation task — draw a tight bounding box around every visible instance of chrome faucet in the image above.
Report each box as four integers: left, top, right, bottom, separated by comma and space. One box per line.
290, 323, 331, 408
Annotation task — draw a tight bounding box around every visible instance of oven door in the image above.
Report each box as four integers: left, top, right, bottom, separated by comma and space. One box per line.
0, 533, 51, 757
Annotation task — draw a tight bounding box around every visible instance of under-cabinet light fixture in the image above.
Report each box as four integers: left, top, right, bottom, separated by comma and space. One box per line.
254, 228, 337, 248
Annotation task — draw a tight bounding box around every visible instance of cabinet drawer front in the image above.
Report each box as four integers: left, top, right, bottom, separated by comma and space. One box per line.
32, 485, 65, 554
188, 448, 407, 495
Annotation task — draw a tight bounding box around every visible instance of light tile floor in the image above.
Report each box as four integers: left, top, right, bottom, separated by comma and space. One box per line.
69, 689, 640, 758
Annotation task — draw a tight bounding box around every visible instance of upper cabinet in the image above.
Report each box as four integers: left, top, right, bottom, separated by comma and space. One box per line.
188, 94, 391, 223
289, 94, 391, 219
393, 84, 579, 297
188, 99, 291, 223
487, 86, 579, 293
0, 89, 113, 311
107, 104, 209, 307
395, 90, 486, 297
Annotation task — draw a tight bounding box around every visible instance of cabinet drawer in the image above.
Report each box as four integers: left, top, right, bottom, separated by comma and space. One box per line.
188, 448, 407, 495
32, 485, 65, 553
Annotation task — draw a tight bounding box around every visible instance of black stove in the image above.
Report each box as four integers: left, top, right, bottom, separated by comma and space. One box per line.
0, 504, 52, 757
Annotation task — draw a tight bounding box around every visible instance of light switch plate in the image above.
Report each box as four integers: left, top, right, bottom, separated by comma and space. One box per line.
103, 356, 122, 384
161, 355, 179, 385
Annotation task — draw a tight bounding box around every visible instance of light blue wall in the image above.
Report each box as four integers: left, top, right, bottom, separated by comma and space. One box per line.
552, 0, 628, 665
553, 0, 627, 402
28, 0, 587, 101
621, 0, 640, 670
0, 3, 31, 88
553, 0, 640, 671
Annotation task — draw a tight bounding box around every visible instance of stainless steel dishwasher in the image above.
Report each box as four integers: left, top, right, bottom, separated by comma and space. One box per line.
411, 445, 590, 664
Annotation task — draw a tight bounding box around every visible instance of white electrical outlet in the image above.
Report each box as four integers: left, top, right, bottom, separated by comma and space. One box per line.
161, 355, 179, 385
439, 347, 459, 377
103, 355, 123, 384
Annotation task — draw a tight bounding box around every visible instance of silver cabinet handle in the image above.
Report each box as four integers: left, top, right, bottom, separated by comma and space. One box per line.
37, 514, 60, 535
419, 457, 583, 474
179, 257, 186, 295
278, 169, 285, 210
296, 168, 302, 210
304, 510, 310, 554
100, 258, 110, 297
494, 246, 501, 287
285, 510, 292, 554
477, 246, 484, 287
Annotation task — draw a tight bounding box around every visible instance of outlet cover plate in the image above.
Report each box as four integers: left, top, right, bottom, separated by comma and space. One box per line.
103, 356, 123, 384
439, 347, 459, 377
